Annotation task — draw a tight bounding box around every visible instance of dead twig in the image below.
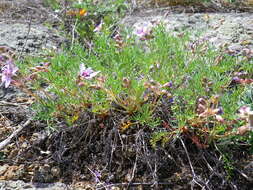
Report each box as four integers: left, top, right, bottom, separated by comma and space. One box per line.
87, 166, 109, 190
70, 19, 78, 50
127, 130, 141, 189
0, 100, 32, 106
235, 168, 253, 181
179, 138, 211, 190
0, 119, 32, 150
96, 182, 174, 189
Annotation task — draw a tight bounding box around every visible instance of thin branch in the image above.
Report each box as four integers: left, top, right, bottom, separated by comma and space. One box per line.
127, 130, 141, 189
0, 100, 32, 106
70, 19, 78, 50
86, 166, 109, 190
179, 138, 195, 176
179, 138, 210, 190
235, 168, 253, 181
96, 182, 173, 189
0, 119, 32, 150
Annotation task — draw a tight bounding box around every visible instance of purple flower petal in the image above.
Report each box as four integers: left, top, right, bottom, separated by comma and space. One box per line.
85, 71, 100, 79
79, 63, 100, 80
232, 76, 240, 83
1, 60, 18, 88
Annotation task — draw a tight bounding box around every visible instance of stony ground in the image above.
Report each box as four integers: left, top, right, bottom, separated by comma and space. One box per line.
0, 180, 69, 190
123, 10, 253, 55
0, 0, 63, 54
0, 0, 253, 189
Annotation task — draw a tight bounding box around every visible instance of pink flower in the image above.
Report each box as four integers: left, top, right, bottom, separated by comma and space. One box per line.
134, 21, 159, 40
1, 60, 18, 88
238, 106, 251, 119
0, 55, 4, 62
135, 25, 152, 40
79, 63, 100, 80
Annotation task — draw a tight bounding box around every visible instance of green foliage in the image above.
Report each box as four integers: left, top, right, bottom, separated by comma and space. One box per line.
17, 23, 252, 148
131, 104, 160, 127
239, 85, 253, 109
150, 131, 171, 148
43, 0, 60, 10
221, 153, 235, 179
69, 0, 127, 41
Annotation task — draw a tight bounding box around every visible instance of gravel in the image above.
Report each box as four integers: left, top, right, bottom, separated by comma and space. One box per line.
0, 180, 69, 190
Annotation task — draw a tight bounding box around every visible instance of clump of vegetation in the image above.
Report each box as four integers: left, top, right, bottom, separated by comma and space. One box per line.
14, 23, 253, 148
54, 0, 127, 43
